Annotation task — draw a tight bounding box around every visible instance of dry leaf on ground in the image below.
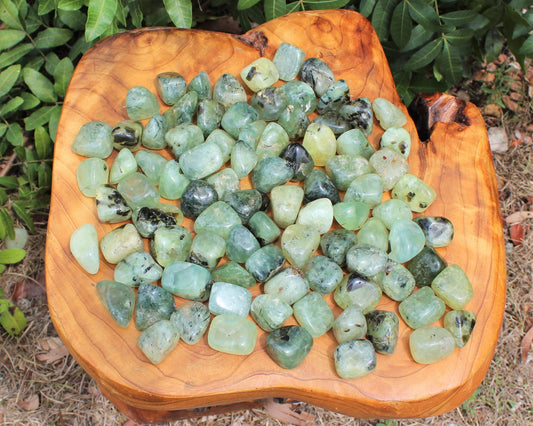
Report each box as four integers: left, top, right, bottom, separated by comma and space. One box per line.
521, 327, 533, 363
510, 223, 525, 245
18, 394, 40, 411
263, 399, 316, 425
506, 211, 533, 224
36, 337, 69, 363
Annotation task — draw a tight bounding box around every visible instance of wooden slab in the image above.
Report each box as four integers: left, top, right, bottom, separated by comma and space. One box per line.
45, 9, 506, 422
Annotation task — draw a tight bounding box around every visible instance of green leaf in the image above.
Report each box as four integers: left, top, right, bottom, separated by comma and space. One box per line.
400, 23, 433, 52
58, 9, 87, 31
0, 176, 18, 188
371, 0, 399, 41
38, 162, 52, 188
163, 0, 192, 28
303, 0, 350, 9
440, 10, 480, 27
0, 248, 26, 264
0, 188, 7, 205
286, 1, 302, 13
0, 29, 26, 50
0, 64, 20, 98
244, 4, 266, 25
48, 105, 61, 141
360, 0, 377, 18
0, 264, 6, 274
407, 0, 442, 32
68, 36, 93, 61
0, 96, 23, 116
85, 0, 118, 42
519, 33, 533, 56
23, 105, 58, 131
22, 67, 57, 103
20, 91, 40, 110
404, 37, 443, 71
12, 202, 35, 233
6, 122, 23, 146
58, 0, 83, 10
0, 208, 14, 240
0, 0, 24, 30
484, 28, 504, 63
435, 39, 463, 84
445, 28, 474, 51
34, 28, 74, 49
129, 1, 143, 27
34, 126, 52, 159
53, 57, 74, 97
237, 0, 261, 10
390, 1, 412, 49
45, 52, 61, 76
0, 123, 6, 138
38, 0, 57, 15
264, 0, 286, 21
0, 43, 33, 70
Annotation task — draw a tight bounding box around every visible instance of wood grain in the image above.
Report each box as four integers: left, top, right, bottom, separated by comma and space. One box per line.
45, 9, 506, 421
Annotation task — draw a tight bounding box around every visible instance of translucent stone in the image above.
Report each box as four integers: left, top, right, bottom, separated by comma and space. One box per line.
70, 223, 99, 274
366, 310, 399, 354
95, 184, 131, 224
223, 189, 263, 224
126, 86, 160, 120
142, 114, 168, 149
333, 201, 369, 231
155, 72, 186, 105
114, 251, 163, 287
132, 206, 179, 238
77, 157, 109, 197
302, 122, 337, 167
333, 305, 367, 344
165, 123, 204, 158
373, 200, 412, 231
267, 326, 314, 369
264, 266, 310, 305
431, 264, 473, 310
255, 122, 289, 161
344, 173, 383, 208
249, 86, 287, 121
317, 79, 350, 114
273, 42, 305, 81
334, 339, 376, 379
225, 225, 260, 264
409, 326, 455, 364
334, 272, 382, 312
212, 261, 256, 289
213, 73, 247, 108
159, 160, 190, 200
151, 225, 192, 267
325, 155, 372, 191
313, 111, 352, 135
204, 129, 235, 163
205, 168, 240, 200
5, 227, 28, 249
293, 292, 334, 337
369, 148, 410, 191
72, 121, 113, 159
278, 104, 310, 139
170, 301, 210, 345
241, 57, 279, 92
248, 211, 281, 245
135, 150, 167, 184
252, 157, 294, 193
399, 287, 446, 329
137, 320, 180, 364
296, 198, 333, 235
414, 216, 454, 247
392, 174, 437, 213
300, 58, 335, 97
180, 180, 217, 219
303, 169, 340, 204
117, 172, 159, 208
336, 128, 375, 158
245, 244, 285, 282
279, 142, 314, 182
339, 97, 373, 137
231, 141, 258, 179
207, 314, 257, 355
281, 224, 321, 269
221, 101, 260, 138
302, 255, 343, 295
279, 80, 317, 114
443, 310, 476, 348
135, 283, 175, 331
208, 281, 252, 317
178, 141, 224, 180
389, 219, 426, 263
161, 261, 212, 301
320, 229, 357, 267
197, 99, 225, 137
96, 280, 135, 328
238, 119, 266, 149
100, 223, 144, 264
163, 91, 198, 127
346, 243, 388, 277
380, 126, 411, 158
270, 185, 303, 229
109, 148, 137, 184
112, 120, 143, 151
407, 246, 447, 287
189, 231, 226, 270
356, 217, 389, 251
372, 98, 407, 129
251, 294, 293, 332
377, 260, 416, 301
188, 71, 212, 100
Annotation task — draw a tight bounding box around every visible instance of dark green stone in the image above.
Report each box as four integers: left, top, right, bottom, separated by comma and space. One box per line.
312, 112, 352, 135
248, 211, 281, 245
188, 231, 226, 271
414, 216, 454, 248
132, 206, 178, 238
279, 142, 314, 182
377, 260, 416, 302
302, 255, 343, 295
135, 283, 175, 331
407, 246, 447, 287
188, 71, 212, 100
398, 287, 446, 329
279, 80, 317, 114
251, 294, 292, 332
137, 320, 180, 364
221, 101, 260, 139
225, 225, 260, 264
224, 189, 263, 224
325, 155, 372, 191
265, 326, 313, 369
142, 114, 168, 149
114, 251, 163, 287
96, 280, 135, 328
245, 244, 285, 282
317, 79, 350, 114
278, 104, 310, 139
155, 72, 187, 105
365, 310, 399, 355
346, 243, 388, 278
249, 86, 287, 121
193, 201, 242, 240
339, 97, 373, 137
196, 99, 225, 137
293, 291, 334, 337
300, 58, 334, 97
212, 261, 256, 289
180, 180, 219, 219
334, 272, 382, 312
112, 120, 143, 151
304, 169, 340, 204
252, 157, 294, 193
165, 123, 204, 158
163, 91, 198, 127
320, 229, 357, 267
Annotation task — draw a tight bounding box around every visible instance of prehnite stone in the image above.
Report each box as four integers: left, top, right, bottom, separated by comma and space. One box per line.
317, 79, 350, 114
207, 314, 257, 355
302, 122, 337, 167
336, 128, 375, 158
96, 280, 135, 328
414, 216, 454, 247
109, 148, 137, 184
231, 141, 258, 179
407, 246, 447, 287
443, 310, 476, 348
100, 223, 144, 264
142, 114, 168, 149
77, 157, 109, 197
304, 169, 340, 205
5, 227, 28, 250
248, 211, 281, 245
280, 80, 317, 114
212, 261, 256, 289
180, 180, 218, 219
409, 326, 455, 364
179, 141, 224, 180
165, 123, 204, 158
380, 126, 411, 158
112, 120, 143, 152
431, 264, 474, 310
320, 229, 358, 267
392, 174, 437, 213
278, 104, 310, 139
366, 310, 399, 354
151, 225, 192, 267
339, 97, 373, 137
170, 301, 210, 345
188, 71, 212, 100
346, 243, 388, 278
249, 86, 287, 121
270, 185, 304, 229
343, 173, 383, 208
132, 206, 179, 238
372, 97, 407, 129
399, 287, 446, 329
197, 99, 225, 137
72, 121, 113, 159
225, 225, 260, 264
279, 143, 314, 182
273, 42, 305, 81
208, 281, 252, 317
135, 283, 175, 331
264, 266, 309, 305
296, 197, 333, 235
356, 217, 388, 252
155, 72, 186, 105
159, 160, 190, 200
70, 223, 99, 274
334, 339, 376, 379
252, 157, 294, 193
126, 86, 160, 120
224, 189, 263, 224
313, 111, 351, 135
302, 255, 343, 295
369, 148, 410, 191
293, 291, 334, 338
117, 173, 159, 208
281, 224, 320, 269
300, 58, 335, 97
137, 320, 180, 364
189, 231, 226, 271
333, 201, 370, 231
266, 325, 313, 369
221, 101, 260, 139
334, 272, 382, 312
245, 244, 285, 282
388, 219, 426, 263
251, 294, 293, 332
377, 260, 415, 302
114, 251, 163, 287
163, 91, 198, 127
333, 304, 367, 344
161, 261, 212, 301
239, 119, 266, 149
206, 168, 241, 200
213, 73, 247, 108
372, 199, 413, 229
256, 122, 289, 161
241, 57, 279, 92
194, 201, 242, 240
96, 184, 132, 223
135, 150, 167, 184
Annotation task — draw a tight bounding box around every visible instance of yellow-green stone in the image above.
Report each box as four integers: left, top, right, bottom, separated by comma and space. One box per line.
170, 301, 210, 345
137, 320, 180, 364
151, 225, 192, 267
155, 72, 186, 105
241, 57, 279, 92
109, 148, 137, 184
431, 264, 473, 310
213, 73, 247, 108
356, 217, 389, 251
380, 126, 411, 158
333, 201, 370, 231
325, 155, 372, 191
208, 281, 252, 317
334, 272, 382, 312
296, 198, 334, 235
72, 121, 113, 159
388, 219, 425, 263
212, 261, 256, 289
392, 173, 437, 213
256, 122, 289, 161
207, 314, 257, 355
112, 120, 143, 152
344, 173, 384, 208
369, 148, 410, 191
336, 128, 375, 158
273, 42, 305, 81
399, 287, 446, 329
76, 157, 109, 197
126, 86, 160, 120
114, 251, 162, 287
334, 339, 376, 379
281, 224, 320, 269
302, 122, 337, 167
333, 304, 367, 344
142, 114, 168, 149
189, 231, 226, 270
293, 291, 334, 337
251, 294, 293, 332
372, 97, 407, 129
161, 261, 212, 301
409, 326, 455, 364
263, 266, 309, 305
100, 223, 144, 264
271, 185, 304, 229
70, 223, 100, 274
443, 310, 476, 348
165, 123, 204, 158
365, 310, 399, 354
117, 172, 160, 208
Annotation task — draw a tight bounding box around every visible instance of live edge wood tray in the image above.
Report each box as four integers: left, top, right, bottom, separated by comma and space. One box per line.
45, 9, 506, 423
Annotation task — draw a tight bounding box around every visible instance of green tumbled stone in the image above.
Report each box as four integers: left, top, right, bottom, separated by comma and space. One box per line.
142, 114, 168, 149
372, 98, 407, 129
313, 111, 352, 135
112, 120, 143, 152
334, 339, 376, 379
180, 180, 218, 219
273, 43, 305, 81
197, 99, 225, 137
161, 261, 212, 301
72, 121, 113, 159
114, 251, 163, 287
266, 326, 313, 369
264, 266, 309, 305
206, 168, 241, 200
293, 291, 334, 337
70, 223, 99, 274
414, 216, 454, 247
380, 126, 411, 158
117, 173, 159, 208
241, 57, 279, 92
245, 244, 285, 282
366, 310, 399, 354
126, 86, 160, 120
334, 272, 382, 312
189, 231, 226, 270
151, 225, 192, 267
256, 122, 289, 161
155, 72, 186, 105
372, 199, 413, 229
369, 148, 410, 191
212, 261, 256, 289
407, 246, 447, 287
225, 225, 260, 264
135, 150, 167, 184
205, 129, 235, 163
213, 73, 247, 108
163, 91, 198, 127
159, 160, 190, 200
296, 198, 333, 235
239, 120, 266, 149
333, 201, 369, 231
96, 280, 135, 328
333, 304, 367, 344
279, 80, 317, 114
109, 148, 137, 184
304, 169, 340, 205
224, 189, 263, 224
248, 211, 281, 245
409, 326, 455, 364
279, 143, 314, 182
135, 283, 175, 331
249, 86, 287, 121
377, 260, 415, 302
399, 287, 446, 329
320, 229, 358, 267
346, 243, 388, 278
392, 173, 437, 213
208, 281, 252, 317
132, 206, 179, 238
77, 157, 109, 197
443, 310, 476, 348
356, 217, 388, 251
302, 122, 337, 167
302, 255, 343, 295
221, 101, 260, 139
251, 294, 293, 332
178, 141, 224, 180
207, 314, 257, 355
252, 157, 294, 193
389, 219, 425, 263
317, 79, 350, 114
344, 173, 383, 208
336, 128, 375, 158
170, 301, 210, 345
165, 123, 204, 158
431, 264, 473, 310
100, 223, 144, 264
278, 104, 310, 139
325, 155, 372, 191
300, 58, 334, 97
270, 185, 304, 229
137, 320, 180, 364
281, 224, 321, 269
188, 71, 212, 100
339, 97, 373, 137
231, 141, 258, 179
5, 227, 28, 250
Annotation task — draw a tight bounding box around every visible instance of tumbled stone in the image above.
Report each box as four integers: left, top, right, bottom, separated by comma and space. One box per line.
279, 142, 314, 182
392, 173, 437, 213
407, 246, 447, 287
377, 260, 415, 302
320, 229, 357, 267
336, 128, 375, 158
245, 244, 286, 282
197, 99, 225, 137
77, 157, 109, 197
249, 86, 287, 121
399, 287, 446, 329
225, 225, 260, 264
302, 122, 337, 167
414, 216, 454, 247
266, 325, 313, 369
96, 280, 135, 328
114, 251, 162, 287
100, 223, 144, 264
188, 231, 226, 271
241, 57, 279, 92
333, 304, 367, 344
325, 155, 372, 191
117, 172, 159, 208
213, 73, 247, 108
312, 111, 352, 135
255, 122, 290, 161
194, 201, 242, 240
180, 180, 218, 219
296, 198, 333, 235
95, 184, 131, 223
293, 291, 334, 337
344, 173, 383, 208
204, 129, 235, 163
279, 80, 317, 114
151, 225, 192, 267
135, 283, 175, 331
372, 199, 413, 229
366, 310, 399, 354
135, 149, 167, 184
278, 104, 310, 139
238, 119, 266, 149
126, 86, 160, 120
165, 123, 204, 158
70, 223, 99, 274
132, 206, 179, 238
207, 314, 257, 355
109, 147, 137, 184
72, 121, 113, 159
381, 126, 411, 158
264, 266, 309, 305
231, 141, 258, 179
248, 211, 281, 245
170, 301, 210, 345
208, 281, 252, 317
188, 71, 212, 100
112, 120, 143, 151
251, 294, 292, 332
5, 227, 28, 250
369, 148, 410, 191
334, 339, 376, 379
339, 97, 373, 136
443, 310, 476, 348
163, 91, 198, 127
409, 326, 455, 364
205, 168, 241, 200
302, 255, 343, 295
281, 224, 321, 268
334, 272, 382, 312
318, 80, 350, 115
224, 189, 263, 224
252, 157, 294, 193
389, 219, 426, 263
333, 201, 369, 231
269, 185, 302, 229
161, 261, 212, 301
372, 97, 407, 129
156, 72, 186, 105
346, 243, 388, 277
159, 160, 190, 200
303, 169, 340, 205
221, 101, 260, 138
178, 141, 223, 180
273, 42, 305, 81
142, 114, 168, 149
300, 58, 335, 97
431, 264, 473, 310
356, 217, 388, 251
212, 261, 256, 289
137, 320, 179, 364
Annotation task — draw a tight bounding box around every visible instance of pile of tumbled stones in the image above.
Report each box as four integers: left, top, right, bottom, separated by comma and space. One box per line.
70, 42, 476, 379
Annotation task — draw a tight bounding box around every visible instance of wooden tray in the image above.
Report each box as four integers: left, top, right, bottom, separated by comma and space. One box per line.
45, 9, 506, 423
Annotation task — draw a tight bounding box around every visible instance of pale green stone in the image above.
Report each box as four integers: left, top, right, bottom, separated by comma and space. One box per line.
231, 141, 258, 179
300, 58, 334, 97
334, 339, 376, 379
392, 173, 437, 213
409, 326, 455, 364
95, 184, 131, 223
151, 225, 192, 267
372, 98, 407, 129
178, 141, 224, 180
296, 198, 334, 235
135, 150, 167, 184
221, 101, 260, 138
372, 199, 413, 229
389, 219, 425, 263
161, 261, 212, 301
111, 120, 143, 151
212, 261, 256, 289
225, 225, 260, 264
70, 223, 99, 274
302, 255, 343, 295
302, 122, 337, 167
325, 155, 372, 191
163, 91, 198, 127
334, 272, 382, 312
443, 310, 476, 348
110, 148, 137, 184
208, 281, 252, 317
431, 264, 474, 310
270, 185, 304, 229
313, 111, 351, 135
241, 57, 279, 92
165, 123, 204, 158
252, 157, 294, 193
137, 320, 180, 364
170, 301, 210, 345
126, 86, 160, 120
207, 314, 257, 355
281, 224, 321, 268
414, 216, 454, 248
206, 168, 241, 200
369, 148, 410, 191
346, 243, 388, 277
96, 280, 135, 328
135, 283, 175, 331
194, 201, 242, 240
279, 80, 317, 114
380, 126, 411, 158
333, 304, 367, 344
273, 42, 305, 81
278, 104, 310, 139
213, 73, 247, 108
114, 251, 163, 287
344, 173, 383, 208
356, 217, 389, 251
333, 201, 369, 231
336, 128, 375, 158
251, 294, 293, 332
155, 72, 186, 105
76, 158, 109, 197
189, 231, 226, 270
249, 86, 287, 121
248, 211, 281, 245
264, 266, 309, 305
293, 291, 334, 337
399, 287, 446, 329
159, 160, 190, 200
117, 172, 160, 208
317, 79, 350, 114
5, 227, 28, 249
188, 71, 212, 100
320, 229, 358, 267
142, 114, 168, 149
99, 223, 144, 264
238, 120, 266, 150
245, 244, 285, 282
197, 99, 225, 137
205, 129, 235, 163
377, 260, 415, 302
255, 122, 289, 161
72, 121, 114, 159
